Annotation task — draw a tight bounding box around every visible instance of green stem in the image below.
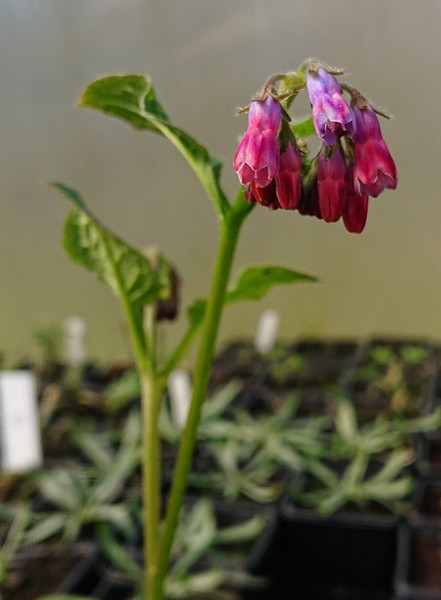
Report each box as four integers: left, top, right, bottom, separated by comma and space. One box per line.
141, 371, 162, 599
141, 305, 164, 600
158, 321, 200, 382
119, 295, 162, 600
153, 190, 253, 599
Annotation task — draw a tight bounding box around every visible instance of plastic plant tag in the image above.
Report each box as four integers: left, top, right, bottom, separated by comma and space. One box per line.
0, 370, 43, 473
254, 309, 280, 353
168, 368, 192, 430
64, 315, 87, 367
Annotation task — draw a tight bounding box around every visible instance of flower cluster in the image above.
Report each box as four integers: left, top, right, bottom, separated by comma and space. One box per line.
233, 96, 303, 211
233, 62, 397, 233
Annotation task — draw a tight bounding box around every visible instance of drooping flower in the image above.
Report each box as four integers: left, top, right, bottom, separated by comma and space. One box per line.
352, 104, 397, 198
317, 144, 347, 222
246, 141, 302, 210
274, 142, 302, 210
233, 96, 282, 188
343, 164, 369, 233
234, 63, 397, 233
306, 67, 355, 146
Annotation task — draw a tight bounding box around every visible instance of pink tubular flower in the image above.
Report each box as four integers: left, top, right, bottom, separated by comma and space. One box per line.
246, 141, 302, 210
306, 68, 355, 146
352, 105, 397, 198
317, 144, 347, 222
343, 165, 369, 233
233, 96, 282, 188
274, 142, 302, 210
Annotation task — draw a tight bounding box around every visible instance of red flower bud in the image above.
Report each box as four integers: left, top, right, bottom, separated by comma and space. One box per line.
275, 142, 302, 210
317, 144, 346, 222
343, 165, 369, 233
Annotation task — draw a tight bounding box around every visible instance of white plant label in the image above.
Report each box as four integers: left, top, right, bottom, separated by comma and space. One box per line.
254, 309, 280, 353
168, 368, 192, 431
0, 370, 43, 473
64, 315, 87, 366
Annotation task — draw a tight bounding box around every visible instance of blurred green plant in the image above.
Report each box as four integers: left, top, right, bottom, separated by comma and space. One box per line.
290, 398, 441, 515
0, 504, 31, 596
297, 449, 414, 516
186, 394, 327, 503
96, 497, 265, 600
25, 411, 141, 546
104, 370, 140, 414
352, 343, 432, 413
262, 344, 305, 385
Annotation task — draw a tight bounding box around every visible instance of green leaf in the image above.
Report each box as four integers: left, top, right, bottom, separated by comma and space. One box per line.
79, 73, 170, 131
226, 265, 316, 303
52, 182, 162, 308
86, 505, 135, 538
79, 74, 229, 217
166, 569, 225, 599
34, 469, 84, 511
334, 398, 359, 448
105, 370, 140, 413
188, 265, 315, 329
70, 428, 113, 472
214, 514, 265, 545
0, 506, 31, 578
24, 513, 66, 546
202, 380, 242, 421
291, 115, 316, 138
162, 264, 315, 378
187, 298, 206, 329
96, 524, 144, 584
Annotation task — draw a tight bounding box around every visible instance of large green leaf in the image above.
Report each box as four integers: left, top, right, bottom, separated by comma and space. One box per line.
163, 264, 315, 376
53, 182, 162, 308
79, 74, 229, 217
226, 265, 316, 303
188, 265, 315, 326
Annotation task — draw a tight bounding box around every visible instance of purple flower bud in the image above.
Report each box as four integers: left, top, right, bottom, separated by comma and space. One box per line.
352, 105, 397, 198
317, 144, 347, 222
306, 68, 355, 146
233, 96, 282, 188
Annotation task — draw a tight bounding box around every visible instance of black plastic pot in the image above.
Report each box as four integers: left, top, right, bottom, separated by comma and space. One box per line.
243, 497, 400, 600
416, 433, 441, 479
394, 522, 441, 599
0, 542, 98, 600
56, 543, 103, 594
86, 573, 134, 600
413, 478, 441, 521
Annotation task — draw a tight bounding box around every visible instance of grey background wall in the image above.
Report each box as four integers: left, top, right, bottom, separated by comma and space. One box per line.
1, 0, 440, 364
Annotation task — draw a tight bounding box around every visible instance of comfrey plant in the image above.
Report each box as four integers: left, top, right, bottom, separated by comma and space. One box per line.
51, 59, 396, 599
